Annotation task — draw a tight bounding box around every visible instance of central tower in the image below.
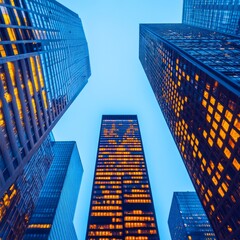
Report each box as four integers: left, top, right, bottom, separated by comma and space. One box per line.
86, 115, 159, 239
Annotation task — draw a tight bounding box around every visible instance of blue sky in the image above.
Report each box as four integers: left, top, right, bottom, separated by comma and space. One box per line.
54, 0, 194, 239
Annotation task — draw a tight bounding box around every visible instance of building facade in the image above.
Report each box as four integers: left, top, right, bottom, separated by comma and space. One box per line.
182, 0, 240, 36
86, 115, 159, 239
168, 192, 216, 240
24, 141, 83, 240
0, 135, 53, 240
0, 0, 90, 196
139, 24, 240, 239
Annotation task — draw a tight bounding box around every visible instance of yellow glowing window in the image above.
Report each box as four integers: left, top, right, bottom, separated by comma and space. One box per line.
208, 105, 213, 114
203, 130, 207, 138
215, 171, 221, 180
224, 147, 231, 159
206, 114, 211, 123
230, 128, 239, 142
194, 145, 198, 152
0, 45, 6, 57
225, 110, 233, 122
210, 204, 215, 211
203, 91, 209, 99
210, 96, 216, 106
28, 224, 51, 229
234, 118, 240, 129
210, 129, 216, 139
214, 112, 221, 122
7, 28, 17, 41
217, 138, 223, 148
222, 120, 229, 132
186, 75, 190, 81
232, 158, 240, 171
12, 44, 18, 55
212, 176, 218, 185
218, 187, 225, 197
212, 121, 218, 130
210, 161, 215, 169
205, 194, 209, 202
228, 139, 235, 149
195, 74, 199, 81
217, 163, 224, 172
207, 189, 213, 197
227, 225, 233, 233
196, 179, 200, 185
221, 182, 228, 192
219, 129, 226, 140
193, 150, 196, 158
2, 9, 11, 25
4, 93, 12, 102
202, 158, 206, 166
208, 137, 213, 147
217, 103, 224, 113
198, 151, 202, 159
10, 0, 15, 6
207, 167, 212, 175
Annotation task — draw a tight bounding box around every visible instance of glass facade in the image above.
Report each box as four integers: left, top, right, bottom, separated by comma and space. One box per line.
24, 141, 83, 240
0, 0, 90, 196
0, 135, 53, 239
182, 0, 240, 36
139, 24, 240, 240
168, 192, 216, 240
86, 115, 159, 240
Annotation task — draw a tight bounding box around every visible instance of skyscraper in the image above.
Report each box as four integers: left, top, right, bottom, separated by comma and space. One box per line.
86, 115, 159, 239
182, 0, 240, 36
0, 0, 90, 196
168, 192, 216, 240
139, 24, 240, 239
24, 141, 83, 240
0, 135, 53, 239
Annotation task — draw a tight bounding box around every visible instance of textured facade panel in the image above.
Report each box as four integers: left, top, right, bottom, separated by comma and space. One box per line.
0, 0, 90, 196
168, 192, 216, 240
0, 135, 53, 240
24, 141, 83, 240
182, 0, 240, 36
139, 24, 240, 240
86, 115, 160, 240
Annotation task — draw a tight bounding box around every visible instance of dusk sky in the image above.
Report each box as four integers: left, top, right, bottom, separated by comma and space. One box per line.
54, 0, 194, 239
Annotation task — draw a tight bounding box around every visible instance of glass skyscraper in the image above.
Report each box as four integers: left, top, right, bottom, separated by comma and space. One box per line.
86, 115, 159, 239
0, 0, 90, 197
139, 24, 239, 239
168, 192, 216, 240
182, 0, 240, 36
0, 135, 53, 239
24, 141, 83, 240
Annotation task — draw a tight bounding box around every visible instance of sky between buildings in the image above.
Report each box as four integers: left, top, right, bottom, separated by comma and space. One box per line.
53, 0, 194, 239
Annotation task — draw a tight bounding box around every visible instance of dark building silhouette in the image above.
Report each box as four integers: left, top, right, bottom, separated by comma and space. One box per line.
139, 24, 240, 239
168, 192, 216, 240
24, 141, 83, 240
182, 0, 240, 35
0, 0, 90, 197
86, 115, 160, 239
